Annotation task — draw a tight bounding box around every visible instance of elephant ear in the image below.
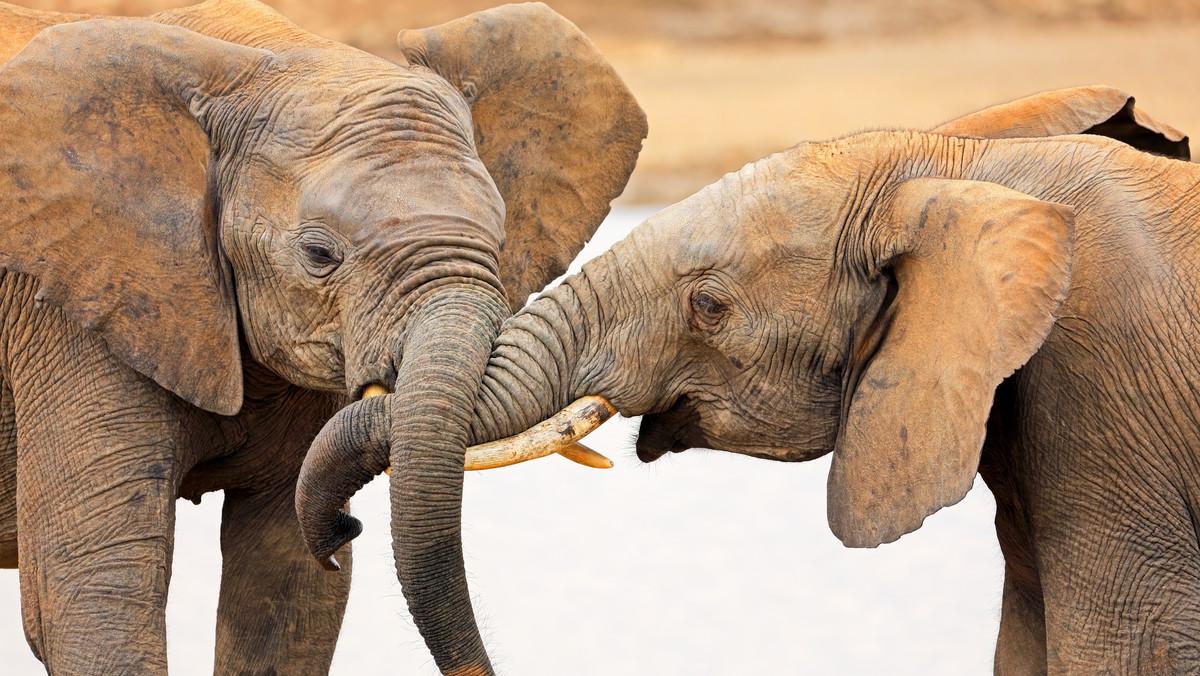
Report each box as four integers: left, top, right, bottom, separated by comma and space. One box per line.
398, 2, 647, 311
0, 19, 272, 415
932, 85, 1189, 160
827, 178, 1074, 548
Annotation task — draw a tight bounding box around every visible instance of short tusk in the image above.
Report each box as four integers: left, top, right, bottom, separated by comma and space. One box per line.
556, 441, 614, 469
463, 396, 617, 471
362, 383, 390, 399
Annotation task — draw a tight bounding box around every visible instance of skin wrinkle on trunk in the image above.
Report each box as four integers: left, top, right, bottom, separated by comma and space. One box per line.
470, 252, 642, 445
473, 287, 588, 444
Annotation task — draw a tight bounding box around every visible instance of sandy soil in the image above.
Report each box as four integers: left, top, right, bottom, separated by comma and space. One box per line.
16, 0, 1200, 202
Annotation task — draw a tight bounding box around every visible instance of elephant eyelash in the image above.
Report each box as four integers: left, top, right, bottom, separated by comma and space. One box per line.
298, 238, 344, 278
688, 289, 728, 332
691, 291, 726, 317
303, 243, 340, 266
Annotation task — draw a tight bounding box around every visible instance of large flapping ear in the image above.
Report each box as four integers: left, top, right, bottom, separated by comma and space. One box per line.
398, 3, 648, 311
827, 178, 1074, 547
0, 20, 273, 415
932, 85, 1189, 160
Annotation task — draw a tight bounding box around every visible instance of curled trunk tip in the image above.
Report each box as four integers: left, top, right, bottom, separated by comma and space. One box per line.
295, 395, 391, 571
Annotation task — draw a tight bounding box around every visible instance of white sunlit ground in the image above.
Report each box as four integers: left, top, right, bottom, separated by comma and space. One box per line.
0, 206, 1003, 674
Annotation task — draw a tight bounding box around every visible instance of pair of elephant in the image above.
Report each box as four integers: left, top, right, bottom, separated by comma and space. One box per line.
2, 1, 1198, 675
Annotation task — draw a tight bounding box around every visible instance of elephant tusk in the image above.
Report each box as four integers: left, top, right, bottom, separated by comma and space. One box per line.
362, 383, 390, 399
365, 387, 615, 473
556, 441, 614, 469
463, 396, 617, 471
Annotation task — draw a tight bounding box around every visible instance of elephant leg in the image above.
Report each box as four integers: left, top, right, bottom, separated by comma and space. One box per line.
6, 291, 188, 673
14, 371, 180, 673
987, 469, 1047, 675
209, 375, 351, 674
994, 570, 1047, 675
214, 483, 351, 674
980, 408, 1048, 675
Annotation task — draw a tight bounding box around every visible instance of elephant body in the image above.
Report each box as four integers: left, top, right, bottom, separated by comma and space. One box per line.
297, 86, 1200, 674
0, 0, 644, 673
609, 133, 1200, 672
633, 135, 1200, 672
964, 137, 1200, 673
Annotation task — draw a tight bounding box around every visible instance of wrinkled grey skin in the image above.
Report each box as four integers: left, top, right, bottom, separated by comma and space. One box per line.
0, 1, 643, 674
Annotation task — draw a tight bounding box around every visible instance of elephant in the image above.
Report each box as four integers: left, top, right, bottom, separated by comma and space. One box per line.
0, 0, 645, 673
299, 86, 1200, 673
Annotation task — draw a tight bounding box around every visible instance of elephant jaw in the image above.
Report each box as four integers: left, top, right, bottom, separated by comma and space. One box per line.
363, 384, 617, 472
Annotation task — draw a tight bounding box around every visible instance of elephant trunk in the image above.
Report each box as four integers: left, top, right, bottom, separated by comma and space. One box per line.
298, 281, 507, 675
294, 272, 608, 560
469, 271, 606, 443
387, 285, 506, 675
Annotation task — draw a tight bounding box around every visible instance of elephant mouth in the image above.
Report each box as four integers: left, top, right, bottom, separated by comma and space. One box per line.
635, 398, 707, 463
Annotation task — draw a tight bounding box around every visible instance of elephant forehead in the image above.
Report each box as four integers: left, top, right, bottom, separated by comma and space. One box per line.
257, 59, 475, 159
298, 154, 504, 243
660, 160, 839, 270
700, 162, 840, 261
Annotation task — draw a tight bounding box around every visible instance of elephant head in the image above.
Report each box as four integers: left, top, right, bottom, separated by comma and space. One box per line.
0, 2, 644, 674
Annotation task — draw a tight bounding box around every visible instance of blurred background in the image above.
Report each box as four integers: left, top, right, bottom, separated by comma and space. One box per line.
14, 0, 1200, 203
1, 0, 1198, 674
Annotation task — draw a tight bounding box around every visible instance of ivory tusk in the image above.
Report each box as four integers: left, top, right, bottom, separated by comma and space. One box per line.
373, 392, 616, 475
463, 396, 617, 471
556, 441, 614, 469
361, 383, 390, 399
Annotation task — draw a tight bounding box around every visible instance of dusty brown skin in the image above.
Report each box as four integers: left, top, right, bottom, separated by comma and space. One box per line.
302, 88, 1200, 673
0, 0, 644, 673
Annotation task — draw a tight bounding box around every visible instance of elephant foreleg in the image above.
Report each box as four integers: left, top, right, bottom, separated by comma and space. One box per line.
14, 371, 179, 673
214, 482, 351, 674
994, 570, 1048, 675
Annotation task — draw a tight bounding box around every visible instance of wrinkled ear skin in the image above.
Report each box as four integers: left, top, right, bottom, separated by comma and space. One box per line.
399, 2, 648, 311
0, 20, 271, 415
932, 85, 1190, 160
827, 178, 1075, 548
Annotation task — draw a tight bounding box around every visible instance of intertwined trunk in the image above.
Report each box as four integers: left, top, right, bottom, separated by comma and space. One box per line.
296, 257, 622, 673
298, 281, 509, 675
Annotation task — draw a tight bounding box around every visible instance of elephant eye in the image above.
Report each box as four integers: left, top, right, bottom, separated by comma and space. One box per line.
304, 243, 338, 266
689, 290, 728, 329
298, 238, 342, 278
